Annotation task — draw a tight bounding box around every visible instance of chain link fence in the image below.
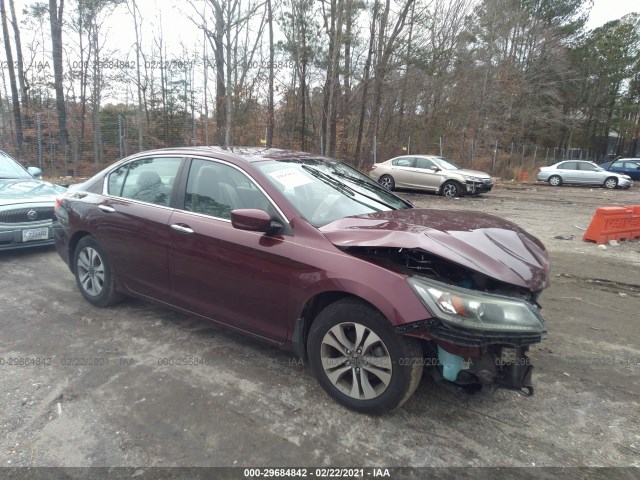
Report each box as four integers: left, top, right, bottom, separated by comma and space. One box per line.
1, 110, 604, 181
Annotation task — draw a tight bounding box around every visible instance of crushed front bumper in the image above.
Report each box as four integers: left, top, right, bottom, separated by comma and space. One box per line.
397, 319, 542, 396
465, 179, 493, 194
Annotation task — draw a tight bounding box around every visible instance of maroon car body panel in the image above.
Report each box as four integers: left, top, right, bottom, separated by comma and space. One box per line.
94, 197, 174, 299
321, 209, 550, 292
165, 209, 431, 343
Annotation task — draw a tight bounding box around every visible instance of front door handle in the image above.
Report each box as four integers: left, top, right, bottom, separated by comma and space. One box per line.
98, 205, 116, 213
171, 224, 194, 234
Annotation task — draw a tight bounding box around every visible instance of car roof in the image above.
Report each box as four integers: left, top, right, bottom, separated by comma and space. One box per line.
123, 146, 323, 164
553, 160, 595, 165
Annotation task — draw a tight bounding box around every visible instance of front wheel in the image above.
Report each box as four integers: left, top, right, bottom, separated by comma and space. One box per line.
604, 177, 618, 189
307, 299, 423, 414
378, 175, 395, 191
441, 181, 462, 197
74, 236, 123, 307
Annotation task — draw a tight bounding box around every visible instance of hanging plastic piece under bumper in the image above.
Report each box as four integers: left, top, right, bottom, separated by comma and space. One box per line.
430, 343, 536, 396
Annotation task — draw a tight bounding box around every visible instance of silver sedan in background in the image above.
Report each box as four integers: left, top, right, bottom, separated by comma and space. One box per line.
537, 160, 632, 189
369, 155, 493, 197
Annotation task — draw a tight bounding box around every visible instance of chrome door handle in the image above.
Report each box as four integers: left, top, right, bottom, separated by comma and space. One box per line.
98, 205, 116, 213
171, 224, 194, 234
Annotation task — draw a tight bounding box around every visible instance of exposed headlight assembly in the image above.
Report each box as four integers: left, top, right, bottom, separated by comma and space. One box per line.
408, 277, 545, 333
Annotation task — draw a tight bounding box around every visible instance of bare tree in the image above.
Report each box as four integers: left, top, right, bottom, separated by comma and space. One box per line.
266, 0, 275, 147
127, 0, 145, 151
8, 0, 28, 110
49, 0, 68, 152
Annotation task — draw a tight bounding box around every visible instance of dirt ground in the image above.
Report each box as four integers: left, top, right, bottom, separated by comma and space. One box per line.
0, 180, 639, 472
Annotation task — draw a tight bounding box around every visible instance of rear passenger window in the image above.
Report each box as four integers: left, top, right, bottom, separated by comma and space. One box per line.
392, 158, 414, 167
109, 157, 181, 206
558, 162, 578, 170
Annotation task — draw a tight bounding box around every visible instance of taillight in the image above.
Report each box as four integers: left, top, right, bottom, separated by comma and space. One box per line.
54, 196, 64, 212
370, 165, 377, 171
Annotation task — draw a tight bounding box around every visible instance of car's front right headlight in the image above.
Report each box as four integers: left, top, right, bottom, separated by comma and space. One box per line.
408, 277, 545, 333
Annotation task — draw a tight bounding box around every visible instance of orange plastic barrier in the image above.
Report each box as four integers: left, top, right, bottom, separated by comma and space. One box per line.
518, 172, 529, 181
583, 206, 640, 244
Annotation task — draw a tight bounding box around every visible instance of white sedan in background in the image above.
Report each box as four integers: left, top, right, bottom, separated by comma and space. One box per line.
537, 160, 632, 189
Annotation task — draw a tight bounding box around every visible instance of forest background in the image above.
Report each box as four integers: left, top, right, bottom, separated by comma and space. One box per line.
0, 0, 639, 178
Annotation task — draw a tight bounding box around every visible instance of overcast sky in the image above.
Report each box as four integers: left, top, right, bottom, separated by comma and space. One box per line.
587, 0, 639, 29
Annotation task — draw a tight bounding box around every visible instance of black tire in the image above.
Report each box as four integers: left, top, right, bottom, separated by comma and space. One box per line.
604, 177, 618, 189
441, 180, 462, 197
378, 175, 395, 191
73, 236, 123, 307
307, 298, 423, 414
548, 175, 562, 187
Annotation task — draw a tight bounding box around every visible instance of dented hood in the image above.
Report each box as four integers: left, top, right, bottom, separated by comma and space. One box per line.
320, 209, 550, 292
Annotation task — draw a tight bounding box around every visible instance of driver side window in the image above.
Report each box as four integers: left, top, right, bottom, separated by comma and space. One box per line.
185, 159, 271, 220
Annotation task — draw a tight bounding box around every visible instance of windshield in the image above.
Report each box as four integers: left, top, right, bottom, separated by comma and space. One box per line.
432, 157, 460, 170
0, 151, 32, 179
256, 158, 411, 226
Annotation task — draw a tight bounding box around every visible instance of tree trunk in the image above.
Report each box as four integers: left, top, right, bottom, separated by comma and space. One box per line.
1, 0, 22, 154
91, 23, 102, 164
266, 0, 274, 148
49, 0, 68, 152
130, 0, 144, 151
211, 1, 225, 146
8, 0, 27, 110
354, 1, 378, 164
224, 2, 232, 147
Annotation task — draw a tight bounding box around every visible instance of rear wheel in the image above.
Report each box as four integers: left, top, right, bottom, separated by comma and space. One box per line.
74, 236, 123, 307
548, 175, 562, 187
604, 177, 618, 189
378, 175, 395, 191
307, 298, 423, 414
441, 181, 462, 197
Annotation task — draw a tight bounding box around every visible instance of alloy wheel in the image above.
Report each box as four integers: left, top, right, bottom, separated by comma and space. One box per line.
77, 246, 105, 297
319, 322, 393, 400
442, 182, 459, 197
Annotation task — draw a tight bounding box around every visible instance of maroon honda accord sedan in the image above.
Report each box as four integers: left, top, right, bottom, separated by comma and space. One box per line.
53, 147, 550, 413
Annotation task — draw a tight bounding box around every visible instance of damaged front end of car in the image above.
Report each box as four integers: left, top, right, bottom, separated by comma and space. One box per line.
405, 275, 543, 396
322, 209, 550, 397
351, 244, 547, 397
